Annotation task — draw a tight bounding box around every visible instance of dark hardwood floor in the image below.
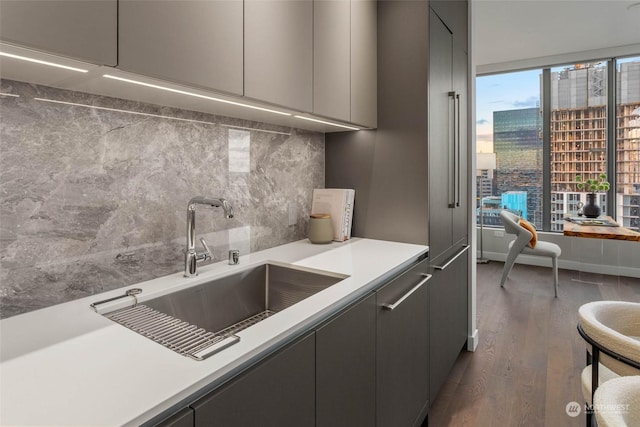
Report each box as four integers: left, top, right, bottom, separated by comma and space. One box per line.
428, 262, 640, 427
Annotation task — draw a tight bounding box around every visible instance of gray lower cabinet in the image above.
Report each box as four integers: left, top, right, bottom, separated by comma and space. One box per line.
118, 0, 243, 95
376, 258, 430, 427
152, 258, 431, 427
0, 0, 117, 65
154, 407, 194, 427
244, 0, 313, 112
191, 332, 315, 427
429, 246, 469, 400
316, 293, 376, 427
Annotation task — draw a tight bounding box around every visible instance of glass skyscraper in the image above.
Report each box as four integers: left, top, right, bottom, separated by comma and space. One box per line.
493, 107, 543, 227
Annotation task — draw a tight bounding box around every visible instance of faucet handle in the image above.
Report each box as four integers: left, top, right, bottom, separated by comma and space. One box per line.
199, 238, 213, 261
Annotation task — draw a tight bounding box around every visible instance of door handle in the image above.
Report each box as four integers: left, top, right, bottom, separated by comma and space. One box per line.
432, 245, 470, 270
382, 273, 431, 311
448, 91, 458, 208
455, 92, 461, 208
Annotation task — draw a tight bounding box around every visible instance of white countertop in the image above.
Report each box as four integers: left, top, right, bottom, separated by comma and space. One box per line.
0, 238, 427, 426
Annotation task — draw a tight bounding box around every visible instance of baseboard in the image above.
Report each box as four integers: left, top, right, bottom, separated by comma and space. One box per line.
481, 251, 640, 279
467, 329, 479, 352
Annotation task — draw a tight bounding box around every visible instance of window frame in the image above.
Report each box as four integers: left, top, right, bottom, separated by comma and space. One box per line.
477, 54, 640, 232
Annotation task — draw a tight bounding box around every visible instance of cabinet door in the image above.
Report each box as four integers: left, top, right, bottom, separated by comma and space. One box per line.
191, 332, 315, 427
119, 0, 243, 95
377, 259, 430, 427
350, 0, 377, 128
245, 0, 313, 111
429, 246, 469, 400
316, 293, 376, 427
0, 0, 116, 65
451, 0, 469, 246
154, 407, 194, 427
314, 0, 351, 122
428, 9, 455, 260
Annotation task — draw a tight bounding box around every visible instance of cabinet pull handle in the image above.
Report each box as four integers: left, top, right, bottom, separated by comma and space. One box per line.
455, 92, 461, 208
432, 245, 470, 270
382, 273, 431, 311
448, 91, 457, 208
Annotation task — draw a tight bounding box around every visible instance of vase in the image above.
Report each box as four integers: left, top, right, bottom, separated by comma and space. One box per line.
308, 213, 334, 244
583, 193, 601, 218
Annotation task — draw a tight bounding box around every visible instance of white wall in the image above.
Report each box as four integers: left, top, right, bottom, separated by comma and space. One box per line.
478, 227, 640, 278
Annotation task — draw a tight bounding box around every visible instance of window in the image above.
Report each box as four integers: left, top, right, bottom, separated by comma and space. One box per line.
476, 69, 543, 228
616, 57, 640, 231
476, 56, 640, 232
549, 61, 608, 231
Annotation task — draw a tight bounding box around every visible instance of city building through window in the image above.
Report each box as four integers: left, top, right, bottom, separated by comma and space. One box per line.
476, 56, 640, 232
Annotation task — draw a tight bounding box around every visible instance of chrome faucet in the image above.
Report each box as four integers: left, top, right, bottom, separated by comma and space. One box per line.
185, 196, 234, 277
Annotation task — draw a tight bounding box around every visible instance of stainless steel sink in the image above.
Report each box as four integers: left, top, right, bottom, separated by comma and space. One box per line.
100, 262, 347, 360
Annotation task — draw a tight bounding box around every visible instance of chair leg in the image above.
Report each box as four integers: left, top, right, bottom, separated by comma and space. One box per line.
500, 251, 518, 288
552, 256, 559, 298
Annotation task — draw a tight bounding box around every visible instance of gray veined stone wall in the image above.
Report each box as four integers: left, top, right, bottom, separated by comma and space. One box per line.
0, 80, 324, 318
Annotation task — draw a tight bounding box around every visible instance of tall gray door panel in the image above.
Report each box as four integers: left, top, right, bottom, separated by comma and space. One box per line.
428, 11, 454, 260
451, 0, 469, 245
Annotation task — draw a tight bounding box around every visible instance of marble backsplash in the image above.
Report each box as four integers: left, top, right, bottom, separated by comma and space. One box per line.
0, 79, 324, 318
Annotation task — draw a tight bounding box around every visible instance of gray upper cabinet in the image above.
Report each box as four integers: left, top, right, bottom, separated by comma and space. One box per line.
245, 0, 313, 112
118, 0, 243, 95
0, 0, 117, 65
313, 0, 377, 127
350, 0, 377, 128
313, 0, 351, 122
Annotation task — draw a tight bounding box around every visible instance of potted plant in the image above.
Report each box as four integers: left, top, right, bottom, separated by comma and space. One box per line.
576, 173, 610, 218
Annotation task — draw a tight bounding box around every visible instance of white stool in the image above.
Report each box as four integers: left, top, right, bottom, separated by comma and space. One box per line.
578, 301, 640, 426
594, 376, 640, 427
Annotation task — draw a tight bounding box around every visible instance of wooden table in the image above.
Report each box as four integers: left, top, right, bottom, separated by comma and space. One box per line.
563, 216, 640, 242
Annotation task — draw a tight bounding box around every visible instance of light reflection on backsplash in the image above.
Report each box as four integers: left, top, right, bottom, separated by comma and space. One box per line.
0, 79, 324, 319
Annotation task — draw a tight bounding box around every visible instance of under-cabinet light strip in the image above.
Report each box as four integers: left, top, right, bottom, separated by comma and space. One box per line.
220, 123, 291, 136
0, 93, 20, 98
293, 115, 361, 131
34, 98, 294, 135
33, 97, 218, 126
103, 74, 292, 117
0, 51, 88, 73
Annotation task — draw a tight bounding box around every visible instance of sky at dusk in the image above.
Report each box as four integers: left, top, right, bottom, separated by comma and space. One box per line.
475, 57, 639, 154
476, 69, 542, 153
